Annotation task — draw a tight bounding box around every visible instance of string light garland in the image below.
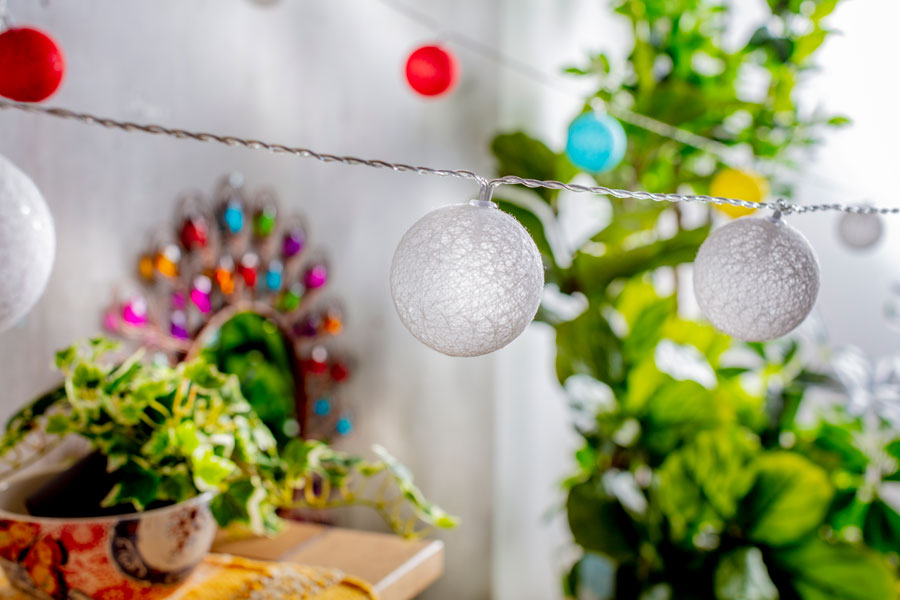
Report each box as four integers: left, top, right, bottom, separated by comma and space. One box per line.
1, 99, 899, 349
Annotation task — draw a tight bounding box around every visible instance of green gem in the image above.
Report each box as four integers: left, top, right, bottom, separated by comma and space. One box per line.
254, 211, 276, 237
279, 289, 301, 312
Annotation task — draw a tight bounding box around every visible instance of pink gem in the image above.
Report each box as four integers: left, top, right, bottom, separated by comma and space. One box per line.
304, 264, 328, 289
122, 299, 148, 327
103, 311, 119, 332
172, 292, 187, 310
190, 288, 211, 313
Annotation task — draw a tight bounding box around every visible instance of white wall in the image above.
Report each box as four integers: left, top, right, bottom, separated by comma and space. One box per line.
0, 1, 501, 598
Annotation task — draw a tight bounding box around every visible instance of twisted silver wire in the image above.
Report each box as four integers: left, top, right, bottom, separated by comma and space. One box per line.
1, 99, 896, 216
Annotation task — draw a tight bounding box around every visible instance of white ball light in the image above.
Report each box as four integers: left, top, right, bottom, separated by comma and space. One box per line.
837, 211, 883, 250
0, 155, 55, 332
693, 216, 819, 342
390, 200, 544, 357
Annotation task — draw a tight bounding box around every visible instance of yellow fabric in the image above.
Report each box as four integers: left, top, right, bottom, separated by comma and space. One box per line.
0, 554, 377, 600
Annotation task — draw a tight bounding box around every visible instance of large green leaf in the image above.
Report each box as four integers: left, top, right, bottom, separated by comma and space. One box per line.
570, 225, 710, 300
641, 380, 732, 455
657, 428, 759, 543
555, 307, 624, 386
491, 132, 575, 204
744, 452, 833, 547
770, 538, 898, 600
567, 480, 637, 561
864, 497, 900, 555
714, 547, 778, 600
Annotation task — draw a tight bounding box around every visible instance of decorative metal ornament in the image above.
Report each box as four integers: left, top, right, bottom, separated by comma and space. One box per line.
106, 174, 352, 440
693, 215, 820, 342
390, 197, 544, 357
0, 154, 55, 332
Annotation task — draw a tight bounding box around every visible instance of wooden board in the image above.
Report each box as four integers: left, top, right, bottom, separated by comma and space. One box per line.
213, 522, 444, 600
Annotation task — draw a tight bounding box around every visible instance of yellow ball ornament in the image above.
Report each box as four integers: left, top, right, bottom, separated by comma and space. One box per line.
710, 169, 769, 218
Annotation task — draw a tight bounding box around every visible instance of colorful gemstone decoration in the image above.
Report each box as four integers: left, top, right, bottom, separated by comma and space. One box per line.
295, 316, 318, 338
138, 255, 155, 281
179, 217, 209, 250
264, 260, 283, 291
254, 206, 277, 238
121, 298, 148, 327
304, 264, 328, 289
190, 275, 212, 313
103, 310, 119, 332
222, 201, 244, 234
155, 245, 181, 278
238, 254, 259, 288
110, 176, 354, 442
335, 417, 353, 436
313, 398, 332, 416
282, 229, 305, 258
331, 362, 350, 382
170, 310, 189, 340
322, 312, 343, 335
279, 285, 303, 312
171, 291, 187, 310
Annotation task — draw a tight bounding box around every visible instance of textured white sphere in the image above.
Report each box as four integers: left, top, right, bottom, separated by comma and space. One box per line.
390, 200, 544, 357
837, 211, 883, 250
693, 216, 819, 342
0, 155, 55, 332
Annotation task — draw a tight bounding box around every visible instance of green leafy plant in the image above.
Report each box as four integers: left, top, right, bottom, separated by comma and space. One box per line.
491, 0, 900, 598
0, 339, 456, 539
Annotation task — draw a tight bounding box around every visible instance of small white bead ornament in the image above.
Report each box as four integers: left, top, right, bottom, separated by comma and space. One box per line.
693, 215, 819, 342
390, 197, 544, 357
0, 155, 55, 332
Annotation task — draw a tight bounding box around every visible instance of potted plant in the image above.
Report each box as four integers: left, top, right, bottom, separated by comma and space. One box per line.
489, 0, 900, 598
0, 338, 455, 598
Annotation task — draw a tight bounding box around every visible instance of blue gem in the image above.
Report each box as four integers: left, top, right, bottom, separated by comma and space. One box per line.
336, 417, 352, 436
265, 269, 282, 291
313, 398, 331, 416
224, 205, 244, 233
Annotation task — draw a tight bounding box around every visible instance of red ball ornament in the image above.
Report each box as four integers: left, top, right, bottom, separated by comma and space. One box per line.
405, 45, 457, 97
0, 27, 65, 102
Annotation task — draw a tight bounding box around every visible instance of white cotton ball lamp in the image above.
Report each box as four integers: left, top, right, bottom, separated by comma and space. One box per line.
837, 211, 883, 251
390, 193, 544, 357
693, 215, 819, 342
0, 155, 55, 332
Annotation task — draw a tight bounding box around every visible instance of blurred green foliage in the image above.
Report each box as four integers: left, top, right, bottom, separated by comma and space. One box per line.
199, 312, 297, 446
490, 0, 900, 598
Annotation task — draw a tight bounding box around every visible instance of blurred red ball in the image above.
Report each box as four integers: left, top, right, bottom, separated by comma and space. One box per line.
0, 27, 65, 102
405, 45, 457, 97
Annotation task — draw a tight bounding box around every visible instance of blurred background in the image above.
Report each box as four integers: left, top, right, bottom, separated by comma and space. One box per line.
0, 1, 898, 599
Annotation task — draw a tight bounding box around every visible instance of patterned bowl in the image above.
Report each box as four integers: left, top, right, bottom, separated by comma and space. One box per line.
0, 469, 215, 599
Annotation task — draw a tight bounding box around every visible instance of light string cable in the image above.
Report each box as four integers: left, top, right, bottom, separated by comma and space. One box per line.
0, 99, 895, 217
374, 0, 878, 197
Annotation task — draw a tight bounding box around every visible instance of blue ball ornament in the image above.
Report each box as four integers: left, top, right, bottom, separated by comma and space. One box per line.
565, 112, 627, 173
